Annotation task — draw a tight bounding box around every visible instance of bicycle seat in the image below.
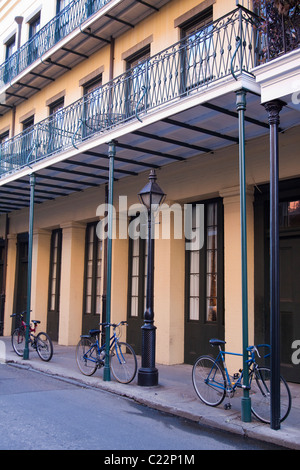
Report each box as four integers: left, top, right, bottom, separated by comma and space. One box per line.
210, 339, 226, 347
89, 329, 100, 337
32, 320, 40, 324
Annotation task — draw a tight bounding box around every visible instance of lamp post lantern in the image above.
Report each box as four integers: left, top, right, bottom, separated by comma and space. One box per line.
137, 170, 166, 386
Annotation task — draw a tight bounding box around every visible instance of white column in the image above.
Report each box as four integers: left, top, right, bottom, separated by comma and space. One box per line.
220, 186, 254, 370
59, 222, 86, 345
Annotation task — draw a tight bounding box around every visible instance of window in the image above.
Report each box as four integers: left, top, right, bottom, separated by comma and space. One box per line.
0, 131, 11, 172
181, 8, 214, 91
279, 200, 300, 228
28, 14, 41, 63
4, 35, 16, 83
5, 35, 16, 61
48, 98, 65, 153
187, 201, 221, 323
55, 0, 72, 41
82, 75, 103, 136
29, 14, 41, 38
21, 116, 35, 161
128, 237, 147, 319
125, 46, 150, 118
83, 223, 103, 317
48, 229, 62, 312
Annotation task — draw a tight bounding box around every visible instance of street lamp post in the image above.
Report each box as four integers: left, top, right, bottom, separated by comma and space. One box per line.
137, 170, 166, 387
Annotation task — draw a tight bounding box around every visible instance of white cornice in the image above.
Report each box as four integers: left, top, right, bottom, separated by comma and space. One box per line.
253, 48, 300, 103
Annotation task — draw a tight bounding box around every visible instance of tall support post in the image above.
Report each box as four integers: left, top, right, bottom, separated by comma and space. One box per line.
137, 170, 165, 386
23, 172, 35, 360
103, 141, 115, 381
138, 202, 158, 386
264, 100, 283, 430
236, 90, 251, 422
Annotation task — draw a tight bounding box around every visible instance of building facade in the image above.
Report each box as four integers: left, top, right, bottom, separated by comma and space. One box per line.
0, 0, 299, 383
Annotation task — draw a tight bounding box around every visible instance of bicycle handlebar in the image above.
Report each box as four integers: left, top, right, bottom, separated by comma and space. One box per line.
247, 344, 271, 360
98, 321, 128, 329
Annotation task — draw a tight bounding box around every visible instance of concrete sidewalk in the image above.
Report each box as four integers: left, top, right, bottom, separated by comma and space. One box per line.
1, 336, 299, 450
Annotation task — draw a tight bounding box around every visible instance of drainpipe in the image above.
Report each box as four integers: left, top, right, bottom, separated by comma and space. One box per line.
15, 16, 24, 49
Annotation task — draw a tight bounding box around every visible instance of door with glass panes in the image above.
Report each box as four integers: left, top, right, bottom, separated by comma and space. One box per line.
47, 229, 62, 341
184, 200, 224, 364
127, 237, 147, 355
82, 223, 103, 333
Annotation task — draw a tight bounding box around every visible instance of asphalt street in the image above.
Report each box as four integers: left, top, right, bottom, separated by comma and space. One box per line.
0, 363, 286, 451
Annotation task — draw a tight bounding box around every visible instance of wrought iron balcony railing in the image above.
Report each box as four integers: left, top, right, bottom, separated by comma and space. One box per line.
0, 0, 112, 86
0, 7, 261, 178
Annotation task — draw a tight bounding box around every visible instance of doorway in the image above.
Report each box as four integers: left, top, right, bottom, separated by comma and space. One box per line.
47, 229, 62, 341
127, 237, 147, 355
184, 200, 224, 364
13, 233, 28, 330
255, 183, 300, 383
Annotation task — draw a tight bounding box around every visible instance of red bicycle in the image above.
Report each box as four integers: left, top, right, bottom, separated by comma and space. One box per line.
11, 312, 53, 362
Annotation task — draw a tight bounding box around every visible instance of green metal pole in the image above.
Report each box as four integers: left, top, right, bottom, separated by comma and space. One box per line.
23, 172, 35, 360
103, 141, 115, 381
236, 90, 251, 422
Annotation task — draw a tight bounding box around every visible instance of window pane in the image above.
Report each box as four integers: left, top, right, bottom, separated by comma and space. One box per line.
206, 203, 218, 322
83, 224, 102, 316
131, 296, 138, 318
190, 297, 199, 321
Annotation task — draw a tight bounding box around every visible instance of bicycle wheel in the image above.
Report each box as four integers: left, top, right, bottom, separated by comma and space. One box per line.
110, 342, 137, 384
76, 337, 98, 376
250, 366, 292, 424
11, 328, 26, 356
36, 332, 53, 362
192, 355, 226, 406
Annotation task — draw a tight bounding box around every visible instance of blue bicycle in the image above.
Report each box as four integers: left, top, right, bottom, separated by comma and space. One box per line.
192, 339, 292, 424
76, 321, 137, 384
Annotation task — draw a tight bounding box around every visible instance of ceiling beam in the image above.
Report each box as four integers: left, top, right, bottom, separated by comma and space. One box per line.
133, 129, 212, 153
162, 118, 238, 143
116, 142, 185, 161
83, 150, 160, 169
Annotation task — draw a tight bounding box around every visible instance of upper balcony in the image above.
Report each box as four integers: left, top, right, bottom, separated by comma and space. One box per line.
0, 7, 261, 174
0, 5, 299, 213
0, 0, 171, 115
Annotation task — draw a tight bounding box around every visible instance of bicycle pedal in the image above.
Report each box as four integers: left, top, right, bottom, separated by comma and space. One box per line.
224, 403, 232, 410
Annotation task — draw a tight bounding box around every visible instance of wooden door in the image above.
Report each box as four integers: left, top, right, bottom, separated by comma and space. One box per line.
47, 229, 62, 341
184, 200, 224, 364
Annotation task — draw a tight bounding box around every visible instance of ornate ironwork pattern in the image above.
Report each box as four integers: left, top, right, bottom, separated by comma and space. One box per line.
0, 0, 112, 85
0, 7, 262, 176
254, 0, 300, 61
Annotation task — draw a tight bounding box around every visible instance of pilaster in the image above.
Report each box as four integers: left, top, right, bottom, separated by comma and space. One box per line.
220, 186, 254, 369
59, 221, 86, 345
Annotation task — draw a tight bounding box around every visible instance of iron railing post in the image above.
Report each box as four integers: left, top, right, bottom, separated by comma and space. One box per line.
23, 172, 35, 360
103, 140, 115, 381
264, 99, 284, 430
236, 89, 251, 422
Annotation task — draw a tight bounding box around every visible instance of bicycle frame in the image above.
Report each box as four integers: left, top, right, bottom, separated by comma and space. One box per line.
83, 329, 124, 366
209, 344, 270, 394
16, 316, 38, 346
